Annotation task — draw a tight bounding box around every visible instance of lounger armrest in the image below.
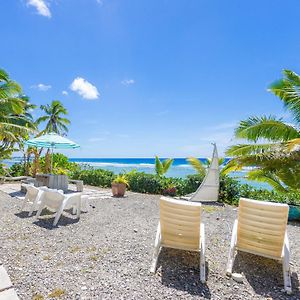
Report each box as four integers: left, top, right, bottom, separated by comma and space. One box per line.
226, 219, 238, 276
154, 222, 161, 247
200, 223, 205, 252
282, 231, 290, 259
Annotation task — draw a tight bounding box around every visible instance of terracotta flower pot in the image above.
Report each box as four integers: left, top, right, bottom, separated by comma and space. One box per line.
112, 183, 127, 197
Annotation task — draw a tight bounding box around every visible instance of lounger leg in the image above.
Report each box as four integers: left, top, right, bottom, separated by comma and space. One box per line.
76, 199, 81, 219
53, 204, 66, 226
35, 204, 45, 219
200, 223, 206, 283
150, 223, 161, 273
283, 233, 292, 294
21, 195, 29, 211
226, 219, 238, 276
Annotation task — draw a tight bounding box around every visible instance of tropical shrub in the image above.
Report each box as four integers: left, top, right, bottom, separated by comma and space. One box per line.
125, 170, 162, 194
39, 153, 79, 174
8, 163, 26, 177
71, 168, 116, 188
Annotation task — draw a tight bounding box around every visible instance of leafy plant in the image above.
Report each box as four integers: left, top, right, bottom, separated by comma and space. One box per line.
155, 156, 174, 176
113, 175, 129, 186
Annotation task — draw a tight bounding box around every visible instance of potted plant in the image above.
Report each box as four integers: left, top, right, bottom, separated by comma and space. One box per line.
112, 175, 129, 197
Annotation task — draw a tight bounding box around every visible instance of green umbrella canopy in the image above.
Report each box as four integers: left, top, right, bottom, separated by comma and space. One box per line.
25, 132, 80, 149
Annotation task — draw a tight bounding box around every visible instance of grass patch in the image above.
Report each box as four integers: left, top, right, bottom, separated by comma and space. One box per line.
48, 288, 66, 298
202, 206, 218, 213
69, 246, 81, 253
89, 254, 99, 261
32, 294, 44, 300
87, 246, 97, 252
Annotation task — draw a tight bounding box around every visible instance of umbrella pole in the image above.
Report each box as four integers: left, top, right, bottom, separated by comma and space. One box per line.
51, 148, 53, 173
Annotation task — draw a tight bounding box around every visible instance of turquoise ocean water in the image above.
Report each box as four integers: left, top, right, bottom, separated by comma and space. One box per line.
4, 157, 270, 190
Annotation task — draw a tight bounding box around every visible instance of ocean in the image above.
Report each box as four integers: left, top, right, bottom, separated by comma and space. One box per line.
4, 157, 270, 189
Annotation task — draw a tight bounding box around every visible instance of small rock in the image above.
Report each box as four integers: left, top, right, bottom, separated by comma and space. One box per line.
232, 273, 243, 283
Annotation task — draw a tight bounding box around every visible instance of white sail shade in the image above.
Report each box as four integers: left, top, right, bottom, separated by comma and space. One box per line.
191, 144, 220, 202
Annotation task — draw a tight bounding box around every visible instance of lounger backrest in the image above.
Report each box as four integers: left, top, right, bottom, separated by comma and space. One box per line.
26, 185, 39, 198
160, 196, 202, 251
237, 198, 289, 259
43, 190, 65, 209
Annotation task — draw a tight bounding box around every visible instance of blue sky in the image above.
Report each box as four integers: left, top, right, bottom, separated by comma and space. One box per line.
1, 0, 300, 157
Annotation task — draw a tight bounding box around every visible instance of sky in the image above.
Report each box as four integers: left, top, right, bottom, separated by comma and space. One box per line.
1, 0, 300, 158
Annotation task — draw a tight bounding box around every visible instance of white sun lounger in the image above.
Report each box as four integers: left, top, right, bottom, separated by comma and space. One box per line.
150, 196, 206, 283
21, 185, 48, 216
226, 197, 291, 294
35, 189, 82, 226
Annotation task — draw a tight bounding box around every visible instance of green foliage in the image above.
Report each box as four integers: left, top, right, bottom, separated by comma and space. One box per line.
9, 163, 26, 177
39, 153, 79, 175
113, 174, 129, 186
0, 69, 36, 159
154, 156, 174, 176
36, 100, 70, 135
125, 170, 162, 194
186, 157, 206, 176
226, 69, 300, 193
71, 168, 116, 188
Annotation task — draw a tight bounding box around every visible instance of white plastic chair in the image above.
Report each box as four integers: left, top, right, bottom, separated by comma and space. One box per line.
150, 196, 206, 283
226, 197, 291, 294
35, 189, 82, 226
21, 185, 47, 216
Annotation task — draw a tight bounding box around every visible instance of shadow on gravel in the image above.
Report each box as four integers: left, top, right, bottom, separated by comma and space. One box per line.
15, 211, 33, 219
32, 212, 80, 229
233, 252, 300, 299
9, 191, 24, 198
158, 248, 211, 298
288, 221, 300, 228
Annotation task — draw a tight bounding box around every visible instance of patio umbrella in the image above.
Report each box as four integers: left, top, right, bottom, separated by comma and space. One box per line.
25, 132, 80, 172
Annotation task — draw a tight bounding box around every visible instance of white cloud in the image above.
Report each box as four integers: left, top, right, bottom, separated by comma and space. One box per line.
121, 79, 135, 86
31, 83, 52, 91
62, 90, 68, 96
70, 77, 99, 100
27, 0, 51, 18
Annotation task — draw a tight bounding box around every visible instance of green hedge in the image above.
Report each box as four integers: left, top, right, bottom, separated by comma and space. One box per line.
71, 168, 116, 188
8, 156, 300, 206
70, 167, 300, 206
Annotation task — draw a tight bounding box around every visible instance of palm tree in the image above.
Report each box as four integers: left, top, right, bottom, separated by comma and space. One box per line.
225, 69, 300, 192
36, 100, 70, 135
155, 156, 174, 176
0, 69, 36, 159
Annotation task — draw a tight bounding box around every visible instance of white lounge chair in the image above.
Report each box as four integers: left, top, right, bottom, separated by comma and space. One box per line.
226, 197, 292, 294
21, 185, 47, 216
150, 196, 206, 283
35, 189, 82, 226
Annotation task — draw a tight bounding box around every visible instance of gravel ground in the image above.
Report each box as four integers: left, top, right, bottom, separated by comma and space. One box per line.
0, 185, 300, 300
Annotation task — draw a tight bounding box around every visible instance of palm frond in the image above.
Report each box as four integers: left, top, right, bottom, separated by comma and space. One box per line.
186, 157, 206, 175
162, 158, 174, 174
235, 116, 299, 142
247, 169, 288, 193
